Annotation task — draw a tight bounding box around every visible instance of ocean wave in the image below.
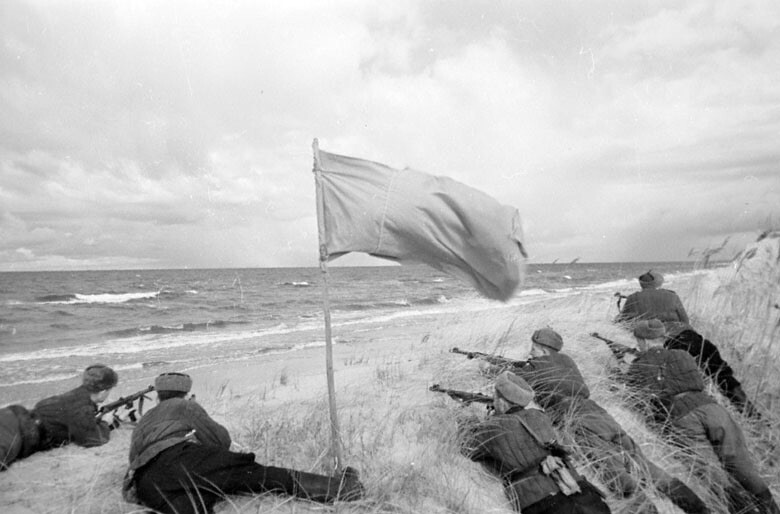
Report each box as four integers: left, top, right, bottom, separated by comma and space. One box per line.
517, 288, 549, 296
104, 319, 249, 338
0, 370, 81, 387
574, 269, 700, 294
279, 281, 311, 287
335, 295, 449, 311
0, 325, 17, 336
0, 322, 300, 363
35, 291, 160, 304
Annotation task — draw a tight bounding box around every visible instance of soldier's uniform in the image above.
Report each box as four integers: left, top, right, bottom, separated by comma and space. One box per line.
125, 372, 364, 514
514, 336, 707, 514
616, 271, 755, 416
626, 340, 778, 514
466, 371, 611, 514
33, 364, 117, 449
0, 405, 40, 470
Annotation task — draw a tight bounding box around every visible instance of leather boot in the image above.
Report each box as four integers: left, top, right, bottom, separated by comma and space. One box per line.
661, 478, 710, 514
292, 466, 364, 503
728, 385, 761, 419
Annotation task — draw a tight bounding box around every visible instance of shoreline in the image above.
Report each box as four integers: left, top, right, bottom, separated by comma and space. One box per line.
1, 267, 696, 408
0, 266, 705, 407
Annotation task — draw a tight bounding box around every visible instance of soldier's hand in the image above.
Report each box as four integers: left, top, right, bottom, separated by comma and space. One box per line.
119, 406, 138, 423
102, 411, 122, 430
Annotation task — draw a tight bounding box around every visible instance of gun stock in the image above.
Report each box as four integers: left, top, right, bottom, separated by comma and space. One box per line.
589, 332, 637, 359
97, 385, 155, 418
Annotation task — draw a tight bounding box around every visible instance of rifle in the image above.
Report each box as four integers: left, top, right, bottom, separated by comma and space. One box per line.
589, 332, 638, 359
450, 347, 527, 369
429, 384, 493, 409
97, 385, 155, 420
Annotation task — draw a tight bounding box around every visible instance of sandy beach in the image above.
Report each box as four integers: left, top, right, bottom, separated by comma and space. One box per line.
2, 235, 779, 514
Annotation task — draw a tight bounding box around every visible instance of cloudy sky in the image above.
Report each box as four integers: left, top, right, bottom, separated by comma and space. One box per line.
1, 0, 778, 271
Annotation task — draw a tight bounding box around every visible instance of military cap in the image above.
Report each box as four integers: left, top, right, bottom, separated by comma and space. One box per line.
82, 364, 118, 393
639, 270, 664, 289
155, 372, 192, 393
531, 327, 563, 351
495, 371, 535, 407
633, 319, 666, 340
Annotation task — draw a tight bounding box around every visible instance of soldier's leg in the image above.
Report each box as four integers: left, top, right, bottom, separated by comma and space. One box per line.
521, 481, 611, 514
134, 445, 220, 514
181, 445, 364, 503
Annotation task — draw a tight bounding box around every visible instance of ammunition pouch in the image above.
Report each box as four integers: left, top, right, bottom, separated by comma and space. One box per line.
540, 455, 581, 496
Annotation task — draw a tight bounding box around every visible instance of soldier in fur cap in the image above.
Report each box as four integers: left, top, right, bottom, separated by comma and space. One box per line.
125, 371, 364, 514
479, 328, 707, 514
463, 370, 611, 514
33, 364, 118, 449
616, 271, 757, 416
622, 321, 778, 514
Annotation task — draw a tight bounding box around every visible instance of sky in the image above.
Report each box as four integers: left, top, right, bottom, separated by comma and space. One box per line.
1, 0, 778, 271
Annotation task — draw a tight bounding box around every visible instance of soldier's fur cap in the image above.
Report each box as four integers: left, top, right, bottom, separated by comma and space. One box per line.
82, 364, 118, 393
531, 327, 563, 351
639, 270, 664, 289
155, 372, 192, 393
495, 371, 535, 407
633, 319, 666, 340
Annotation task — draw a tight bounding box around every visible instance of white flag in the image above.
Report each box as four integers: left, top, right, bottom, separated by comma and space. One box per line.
315, 148, 527, 301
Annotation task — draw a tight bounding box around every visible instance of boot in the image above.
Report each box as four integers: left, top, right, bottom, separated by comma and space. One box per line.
292, 466, 364, 503
756, 489, 780, 514
728, 385, 761, 419
661, 478, 710, 514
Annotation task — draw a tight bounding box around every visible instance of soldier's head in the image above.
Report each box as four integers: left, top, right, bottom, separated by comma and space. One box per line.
530, 327, 563, 357
638, 270, 664, 289
494, 371, 535, 414
633, 319, 666, 351
82, 364, 118, 403
154, 372, 193, 402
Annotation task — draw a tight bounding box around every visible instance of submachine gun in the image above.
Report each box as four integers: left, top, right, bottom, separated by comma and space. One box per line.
450, 347, 528, 369
97, 385, 155, 422
589, 332, 638, 360
429, 384, 493, 411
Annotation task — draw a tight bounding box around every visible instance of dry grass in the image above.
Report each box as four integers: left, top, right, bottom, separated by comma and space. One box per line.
2, 234, 778, 514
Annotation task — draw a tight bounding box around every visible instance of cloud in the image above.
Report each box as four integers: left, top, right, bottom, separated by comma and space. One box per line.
1, 0, 778, 270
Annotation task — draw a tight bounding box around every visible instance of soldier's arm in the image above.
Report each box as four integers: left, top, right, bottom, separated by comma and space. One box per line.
185, 401, 231, 448
69, 404, 111, 447
615, 294, 639, 323
674, 294, 690, 324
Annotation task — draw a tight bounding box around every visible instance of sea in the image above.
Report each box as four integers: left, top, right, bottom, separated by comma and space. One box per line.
0, 262, 703, 403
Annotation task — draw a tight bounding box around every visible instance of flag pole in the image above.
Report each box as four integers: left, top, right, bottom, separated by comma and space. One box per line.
312, 138, 344, 472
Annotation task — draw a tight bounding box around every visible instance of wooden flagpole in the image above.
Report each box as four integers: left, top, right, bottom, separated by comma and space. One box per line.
312, 138, 344, 472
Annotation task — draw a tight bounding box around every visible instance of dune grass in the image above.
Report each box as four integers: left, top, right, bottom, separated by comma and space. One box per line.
2, 233, 778, 514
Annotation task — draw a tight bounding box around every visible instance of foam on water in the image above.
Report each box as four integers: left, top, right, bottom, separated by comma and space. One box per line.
35, 291, 160, 304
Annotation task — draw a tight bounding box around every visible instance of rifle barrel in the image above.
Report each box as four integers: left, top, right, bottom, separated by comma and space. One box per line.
429, 384, 492, 404
98, 385, 154, 415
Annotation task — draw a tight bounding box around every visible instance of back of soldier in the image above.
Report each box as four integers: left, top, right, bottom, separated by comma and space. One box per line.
627, 348, 704, 399
520, 352, 590, 407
